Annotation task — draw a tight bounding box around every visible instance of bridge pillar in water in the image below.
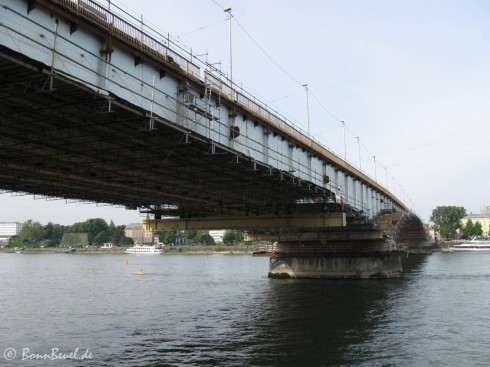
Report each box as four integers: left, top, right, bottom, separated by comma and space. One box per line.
268, 241, 402, 279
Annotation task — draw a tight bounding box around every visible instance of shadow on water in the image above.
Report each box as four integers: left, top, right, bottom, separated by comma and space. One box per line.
239, 278, 404, 367
241, 255, 432, 367
113, 256, 430, 367
401, 253, 431, 274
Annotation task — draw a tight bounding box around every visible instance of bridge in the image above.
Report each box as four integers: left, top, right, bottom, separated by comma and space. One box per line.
0, 0, 430, 278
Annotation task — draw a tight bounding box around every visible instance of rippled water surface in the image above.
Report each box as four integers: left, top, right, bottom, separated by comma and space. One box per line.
1, 252, 490, 366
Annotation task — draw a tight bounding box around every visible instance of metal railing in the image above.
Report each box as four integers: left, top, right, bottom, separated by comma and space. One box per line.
50, 0, 336, 160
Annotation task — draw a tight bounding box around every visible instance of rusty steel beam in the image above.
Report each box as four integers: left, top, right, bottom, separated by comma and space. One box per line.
144, 213, 346, 231
244, 230, 384, 242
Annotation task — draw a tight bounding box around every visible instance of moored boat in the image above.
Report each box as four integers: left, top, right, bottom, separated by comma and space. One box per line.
451, 240, 490, 252
125, 244, 163, 254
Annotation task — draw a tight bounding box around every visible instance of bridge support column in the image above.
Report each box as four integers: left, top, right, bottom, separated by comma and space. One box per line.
268, 241, 402, 279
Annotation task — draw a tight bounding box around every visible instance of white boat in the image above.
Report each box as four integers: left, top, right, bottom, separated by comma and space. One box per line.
125, 244, 163, 254
451, 240, 490, 252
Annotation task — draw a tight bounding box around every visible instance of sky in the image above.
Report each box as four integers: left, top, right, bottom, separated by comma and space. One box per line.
1, 0, 489, 225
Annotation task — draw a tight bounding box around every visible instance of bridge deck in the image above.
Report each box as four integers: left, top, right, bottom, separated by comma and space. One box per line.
0, 0, 408, 226
0, 49, 327, 217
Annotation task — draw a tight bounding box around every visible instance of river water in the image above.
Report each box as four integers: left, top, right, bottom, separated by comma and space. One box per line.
1, 252, 490, 366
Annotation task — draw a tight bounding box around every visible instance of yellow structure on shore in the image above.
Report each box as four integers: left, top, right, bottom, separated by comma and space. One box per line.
461, 205, 490, 236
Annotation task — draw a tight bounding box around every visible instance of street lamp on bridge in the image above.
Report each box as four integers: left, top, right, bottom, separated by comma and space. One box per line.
341, 121, 346, 161
224, 7, 232, 87
356, 136, 361, 171
302, 84, 310, 135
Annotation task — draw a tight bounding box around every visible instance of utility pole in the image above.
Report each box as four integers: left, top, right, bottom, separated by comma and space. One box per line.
373, 155, 377, 182
356, 137, 361, 170
224, 8, 232, 87
302, 84, 310, 135
341, 121, 346, 160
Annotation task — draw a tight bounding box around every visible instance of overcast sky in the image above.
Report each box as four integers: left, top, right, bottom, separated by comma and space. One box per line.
2, 0, 489, 225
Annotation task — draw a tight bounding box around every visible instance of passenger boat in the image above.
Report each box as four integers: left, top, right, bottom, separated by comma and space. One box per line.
125, 244, 163, 254
451, 240, 490, 252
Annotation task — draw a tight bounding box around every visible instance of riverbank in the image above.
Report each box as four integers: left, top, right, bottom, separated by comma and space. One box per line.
0, 244, 260, 255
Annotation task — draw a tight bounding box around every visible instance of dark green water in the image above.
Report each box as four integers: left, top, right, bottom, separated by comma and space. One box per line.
1, 252, 489, 366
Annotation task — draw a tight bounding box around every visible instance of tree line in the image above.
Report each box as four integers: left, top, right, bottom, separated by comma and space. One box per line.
430, 206, 484, 239
7, 218, 245, 247
8, 218, 131, 248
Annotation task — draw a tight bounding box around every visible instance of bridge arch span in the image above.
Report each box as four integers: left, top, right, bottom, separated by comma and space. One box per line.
375, 211, 429, 252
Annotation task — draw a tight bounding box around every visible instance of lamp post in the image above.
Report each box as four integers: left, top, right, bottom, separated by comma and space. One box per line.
224, 7, 232, 87
373, 155, 377, 182
356, 136, 361, 171
341, 121, 346, 160
302, 84, 310, 135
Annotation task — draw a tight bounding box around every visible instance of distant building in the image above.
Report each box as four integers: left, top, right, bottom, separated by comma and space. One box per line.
480, 205, 490, 216
124, 223, 154, 244
0, 222, 24, 245
209, 230, 226, 244
461, 206, 490, 236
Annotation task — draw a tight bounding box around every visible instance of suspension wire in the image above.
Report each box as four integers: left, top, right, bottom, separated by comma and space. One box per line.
231, 16, 303, 87
308, 89, 342, 122
209, 0, 225, 9
178, 19, 227, 38
268, 89, 304, 104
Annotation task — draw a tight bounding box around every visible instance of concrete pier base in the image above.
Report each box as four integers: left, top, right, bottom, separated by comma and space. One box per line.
268, 255, 402, 279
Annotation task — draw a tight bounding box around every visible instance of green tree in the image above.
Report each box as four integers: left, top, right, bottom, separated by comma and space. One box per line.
19, 220, 45, 247
68, 218, 109, 244
43, 222, 66, 245
183, 230, 197, 240
195, 231, 214, 245
163, 232, 177, 245
119, 236, 134, 247
8, 235, 27, 248
43, 239, 57, 248
222, 230, 244, 245
93, 231, 111, 245
111, 225, 126, 245
463, 219, 475, 239
430, 206, 466, 238
474, 221, 483, 237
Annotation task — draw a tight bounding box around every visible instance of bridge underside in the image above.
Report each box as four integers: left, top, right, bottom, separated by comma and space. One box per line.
0, 0, 428, 279
0, 47, 349, 221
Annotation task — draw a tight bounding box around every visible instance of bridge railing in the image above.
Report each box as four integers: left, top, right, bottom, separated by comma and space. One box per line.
50, 0, 328, 156
54, 0, 201, 78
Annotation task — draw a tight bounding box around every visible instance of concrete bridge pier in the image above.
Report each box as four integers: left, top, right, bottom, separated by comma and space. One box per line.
268, 241, 402, 279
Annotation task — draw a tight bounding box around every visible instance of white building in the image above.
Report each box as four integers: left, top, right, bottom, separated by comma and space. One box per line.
0, 222, 24, 244
209, 230, 226, 244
